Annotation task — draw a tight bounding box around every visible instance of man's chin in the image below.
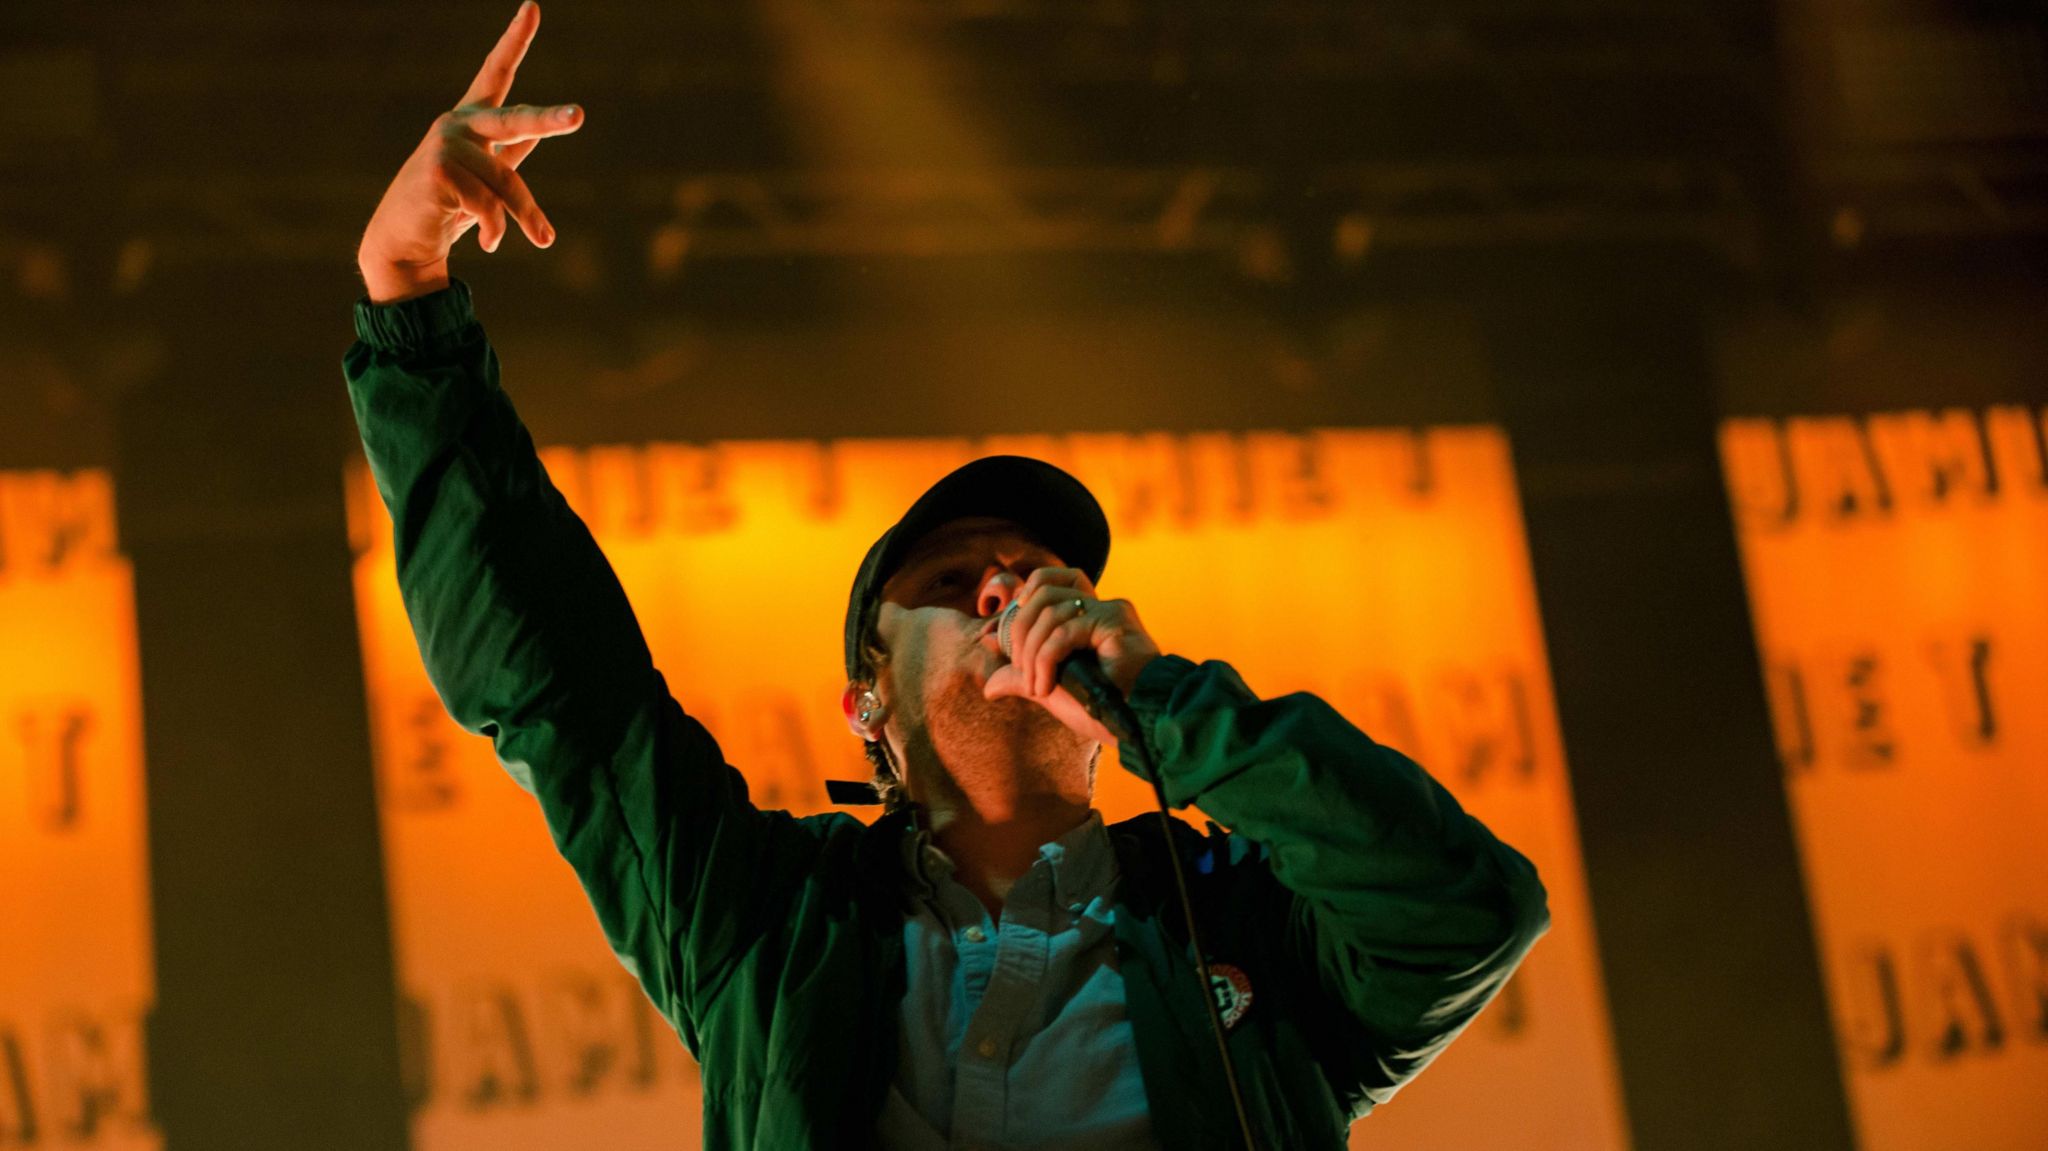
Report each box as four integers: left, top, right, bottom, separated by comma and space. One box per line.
935, 676, 1069, 739
975, 689, 1044, 723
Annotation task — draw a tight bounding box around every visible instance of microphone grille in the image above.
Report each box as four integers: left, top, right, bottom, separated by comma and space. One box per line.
996, 600, 1023, 658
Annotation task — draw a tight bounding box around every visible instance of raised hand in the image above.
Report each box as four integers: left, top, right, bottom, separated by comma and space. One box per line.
356, 2, 584, 303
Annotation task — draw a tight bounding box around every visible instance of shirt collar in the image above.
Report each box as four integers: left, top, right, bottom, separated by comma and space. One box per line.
898, 806, 1119, 911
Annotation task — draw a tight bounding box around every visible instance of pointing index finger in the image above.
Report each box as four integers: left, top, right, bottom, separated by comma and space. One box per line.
459, 1, 540, 109
467, 103, 583, 143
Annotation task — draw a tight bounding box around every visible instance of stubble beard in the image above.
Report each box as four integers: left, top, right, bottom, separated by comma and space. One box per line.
917, 661, 1093, 803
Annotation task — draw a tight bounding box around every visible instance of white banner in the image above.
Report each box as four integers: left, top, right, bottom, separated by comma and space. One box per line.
0, 470, 158, 1150
1723, 407, 2048, 1151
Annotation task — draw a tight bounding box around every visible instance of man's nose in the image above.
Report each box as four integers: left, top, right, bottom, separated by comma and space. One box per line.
978, 571, 1023, 618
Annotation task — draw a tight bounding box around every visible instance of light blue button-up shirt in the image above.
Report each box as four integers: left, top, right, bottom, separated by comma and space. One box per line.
877, 809, 1157, 1150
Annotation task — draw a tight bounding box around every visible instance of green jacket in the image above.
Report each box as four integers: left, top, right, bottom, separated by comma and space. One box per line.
343, 280, 1550, 1150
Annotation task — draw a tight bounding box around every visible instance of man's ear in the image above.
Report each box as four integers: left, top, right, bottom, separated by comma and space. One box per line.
841, 681, 887, 740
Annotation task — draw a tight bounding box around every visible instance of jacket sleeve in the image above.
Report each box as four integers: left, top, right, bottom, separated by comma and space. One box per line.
341, 280, 807, 1046
1125, 653, 1550, 1109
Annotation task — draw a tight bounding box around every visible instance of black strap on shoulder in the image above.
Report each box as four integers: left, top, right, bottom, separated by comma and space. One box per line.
825, 778, 883, 805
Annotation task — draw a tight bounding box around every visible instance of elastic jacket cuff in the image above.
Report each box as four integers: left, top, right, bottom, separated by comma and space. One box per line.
1127, 654, 1204, 770
1130, 653, 1199, 712
352, 279, 477, 353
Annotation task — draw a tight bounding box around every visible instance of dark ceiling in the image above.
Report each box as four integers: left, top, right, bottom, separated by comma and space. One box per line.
1, 1, 2042, 464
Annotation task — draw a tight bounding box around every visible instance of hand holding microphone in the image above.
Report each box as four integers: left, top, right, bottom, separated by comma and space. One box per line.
982, 567, 1160, 746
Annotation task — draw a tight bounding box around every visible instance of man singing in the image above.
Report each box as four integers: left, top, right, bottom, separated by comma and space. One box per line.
344, 5, 1548, 1148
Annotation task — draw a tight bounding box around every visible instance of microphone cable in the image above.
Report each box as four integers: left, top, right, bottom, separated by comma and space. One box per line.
999, 605, 1261, 1151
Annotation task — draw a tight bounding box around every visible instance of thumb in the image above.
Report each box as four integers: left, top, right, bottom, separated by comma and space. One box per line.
983, 664, 1028, 700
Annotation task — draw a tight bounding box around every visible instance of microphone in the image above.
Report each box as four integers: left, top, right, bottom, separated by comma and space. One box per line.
994, 599, 1128, 728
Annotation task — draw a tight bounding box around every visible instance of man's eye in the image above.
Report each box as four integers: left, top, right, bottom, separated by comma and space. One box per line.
926, 572, 963, 592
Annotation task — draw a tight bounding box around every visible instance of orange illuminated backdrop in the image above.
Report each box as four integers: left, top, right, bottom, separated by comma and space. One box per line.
1722, 407, 2048, 1151
0, 470, 158, 1148
346, 429, 1629, 1151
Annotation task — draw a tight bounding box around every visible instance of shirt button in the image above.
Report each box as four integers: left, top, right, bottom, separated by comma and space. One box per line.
976, 1037, 998, 1059
963, 925, 987, 943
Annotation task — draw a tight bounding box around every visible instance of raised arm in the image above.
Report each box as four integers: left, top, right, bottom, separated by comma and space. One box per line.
345, 3, 810, 1047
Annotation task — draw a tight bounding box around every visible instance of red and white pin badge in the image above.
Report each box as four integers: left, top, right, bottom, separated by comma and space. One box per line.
1207, 962, 1254, 1031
